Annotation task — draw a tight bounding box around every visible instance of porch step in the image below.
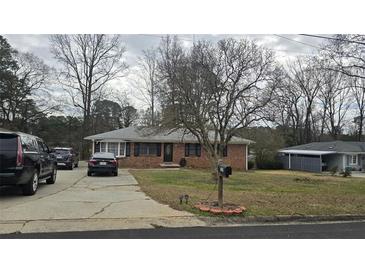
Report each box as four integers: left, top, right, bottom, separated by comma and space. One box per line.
159, 162, 181, 168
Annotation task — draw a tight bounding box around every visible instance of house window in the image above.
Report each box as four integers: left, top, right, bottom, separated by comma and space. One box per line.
188, 144, 197, 155
94, 141, 126, 157
349, 155, 358, 165
100, 142, 107, 152
217, 144, 228, 157
140, 143, 158, 156
108, 142, 119, 156
185, 143, 201, 157
94, 142, 100, 153
119, 142, 126, 156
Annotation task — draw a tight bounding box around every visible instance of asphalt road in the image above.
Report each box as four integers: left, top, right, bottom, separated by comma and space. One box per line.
1, 220, 364, 239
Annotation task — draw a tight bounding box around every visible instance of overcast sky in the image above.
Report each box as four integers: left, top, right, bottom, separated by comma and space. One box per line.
3, 34, 323, 111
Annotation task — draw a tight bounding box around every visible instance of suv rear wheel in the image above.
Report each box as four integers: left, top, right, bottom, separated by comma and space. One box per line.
22, 170, 39, 196
46, 166, 57, 184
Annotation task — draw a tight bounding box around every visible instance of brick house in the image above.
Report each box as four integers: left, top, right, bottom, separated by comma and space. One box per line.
84, 126, 253, 170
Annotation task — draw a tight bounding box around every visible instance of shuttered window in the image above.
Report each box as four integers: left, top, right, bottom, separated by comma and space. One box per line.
217, 144, 228, 157
126, 142, 131, 156
185, 143, 201, 157
135, 143, 160, 156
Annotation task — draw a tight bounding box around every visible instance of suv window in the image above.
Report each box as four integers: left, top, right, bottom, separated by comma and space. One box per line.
37, 140, 48, 153
0, 133, 17, 151
43, 143, 50, 152
21, 135, 38, 152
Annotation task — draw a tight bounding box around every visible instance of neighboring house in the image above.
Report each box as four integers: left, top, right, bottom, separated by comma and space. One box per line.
278, 141, 365, 173
84, 126, 253, 170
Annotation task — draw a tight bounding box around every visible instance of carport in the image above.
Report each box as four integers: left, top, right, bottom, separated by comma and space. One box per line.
279, 149, 337, 173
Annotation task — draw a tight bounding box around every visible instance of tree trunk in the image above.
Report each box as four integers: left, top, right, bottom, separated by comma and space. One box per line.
359, 113, 364, 141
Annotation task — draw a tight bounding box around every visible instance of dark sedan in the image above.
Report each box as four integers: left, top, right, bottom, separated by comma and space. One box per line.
87, 152, 118, 176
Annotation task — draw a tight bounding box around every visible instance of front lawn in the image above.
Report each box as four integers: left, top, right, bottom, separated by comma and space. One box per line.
130, 169, 365, 216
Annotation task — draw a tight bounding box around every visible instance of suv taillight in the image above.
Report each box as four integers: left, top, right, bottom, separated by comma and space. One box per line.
111, 160, 117, 166
16, 137, 23, 167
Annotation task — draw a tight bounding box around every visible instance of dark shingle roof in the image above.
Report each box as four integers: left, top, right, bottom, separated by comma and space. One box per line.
282, 141, 365, 153
84, 126, 253, 144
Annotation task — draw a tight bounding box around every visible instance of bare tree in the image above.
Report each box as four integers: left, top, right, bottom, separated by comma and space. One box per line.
270, 67, 305, 145
50, 35, 128, 157
317, 60, 351, 139
287, 57, 323, 143
270, 58, 322, 145
158, 36, 277, 207
322, 35, 365, 141
113, 90, 139, 127
130, 48, 159, 126
324, 35, 365, 80
350, 69, 365, 141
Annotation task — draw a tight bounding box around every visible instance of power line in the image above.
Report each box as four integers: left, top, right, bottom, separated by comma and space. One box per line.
300, 34, 365, 46
274, 34, 321, 49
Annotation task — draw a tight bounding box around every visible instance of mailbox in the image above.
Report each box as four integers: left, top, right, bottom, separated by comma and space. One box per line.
218, 164, 232, 178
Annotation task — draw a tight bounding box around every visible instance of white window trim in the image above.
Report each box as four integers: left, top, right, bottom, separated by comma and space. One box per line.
117, 142, 126, 158
94, 141, 126, 157
349, 155, 358, 166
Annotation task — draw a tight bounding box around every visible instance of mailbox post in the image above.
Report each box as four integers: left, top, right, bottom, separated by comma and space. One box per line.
218, 174, 223, 208
217, 161, 232, 208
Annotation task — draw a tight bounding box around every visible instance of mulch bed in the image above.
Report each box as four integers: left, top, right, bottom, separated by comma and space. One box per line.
194, 201, 246, 215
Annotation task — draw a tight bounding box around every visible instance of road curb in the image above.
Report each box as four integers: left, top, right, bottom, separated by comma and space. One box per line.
199, 214, 365, 225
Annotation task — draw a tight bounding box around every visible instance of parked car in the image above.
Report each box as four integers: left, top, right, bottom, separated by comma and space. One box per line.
0, 129, 57, 196
51, 147, 79, 170
87, 152, 118, 176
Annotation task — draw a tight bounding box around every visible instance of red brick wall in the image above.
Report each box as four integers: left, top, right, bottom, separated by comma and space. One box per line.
117, 142, 247, 171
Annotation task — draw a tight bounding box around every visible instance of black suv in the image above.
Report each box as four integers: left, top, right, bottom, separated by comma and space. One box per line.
51, 147, 79, 170
0, 129, 57, 195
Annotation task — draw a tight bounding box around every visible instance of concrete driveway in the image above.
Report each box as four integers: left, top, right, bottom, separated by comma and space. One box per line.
0, 164, 205, 234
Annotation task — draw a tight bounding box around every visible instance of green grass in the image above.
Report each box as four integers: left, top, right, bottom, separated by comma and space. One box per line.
130, 169, 365, 217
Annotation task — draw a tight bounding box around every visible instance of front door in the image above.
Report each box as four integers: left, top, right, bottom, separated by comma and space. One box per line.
163, 143, 173, 162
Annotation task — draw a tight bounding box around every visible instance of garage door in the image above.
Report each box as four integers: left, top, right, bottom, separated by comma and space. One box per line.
282, 154, 321, 173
